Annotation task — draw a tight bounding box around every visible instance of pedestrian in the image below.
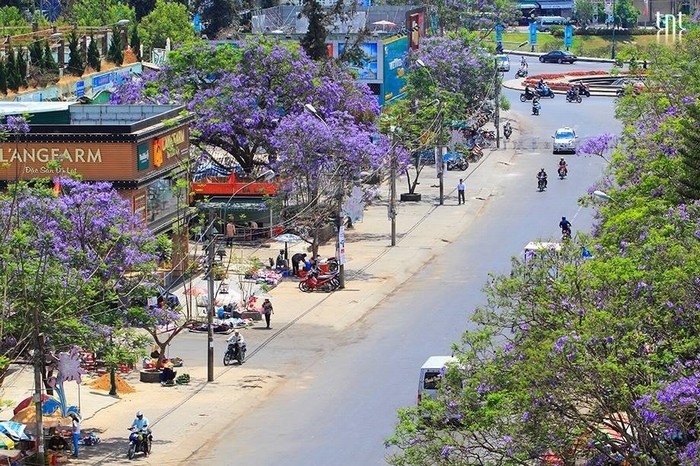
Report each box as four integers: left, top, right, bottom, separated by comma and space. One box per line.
225, 218, 236, 247
70, 413, 81, 458
261, 298, 274, 329
457, 179, 466, 205
291, 252, 306, 276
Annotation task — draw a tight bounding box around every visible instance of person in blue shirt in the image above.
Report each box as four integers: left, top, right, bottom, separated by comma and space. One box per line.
130, 411, 152, 455
131, 411, 150, 432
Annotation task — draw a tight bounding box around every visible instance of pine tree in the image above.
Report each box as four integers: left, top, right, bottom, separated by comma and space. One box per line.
300, 0, 328, 61
66, 29, 85, 76
130, 26, 141, 61
6, 48, 19, 92
678, 104, 700, 200
87, 36, 101, 72
0, 60, 7, 95
107, 26, 124, 66
42, 42, 59, 74
30, 40, 43, 67
16, 48, 27, 87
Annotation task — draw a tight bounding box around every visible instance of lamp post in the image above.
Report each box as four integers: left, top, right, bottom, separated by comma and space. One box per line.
593, 190, 614, 202
389, 126, 397, 246
304, 103, 346, 288
415, 59, 445, 206
494, 57, 501, 149
610, 0, 617, 59
203, 169, 275, 382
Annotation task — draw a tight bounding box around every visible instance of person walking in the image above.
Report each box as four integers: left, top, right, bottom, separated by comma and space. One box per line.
70, 413, 81, 458
261, 299, 274, 329
457, 179, 466, 205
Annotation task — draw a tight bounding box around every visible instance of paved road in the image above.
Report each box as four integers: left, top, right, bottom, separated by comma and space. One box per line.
187, 64, 622, 466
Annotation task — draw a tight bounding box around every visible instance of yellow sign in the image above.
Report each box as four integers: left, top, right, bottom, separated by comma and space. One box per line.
152, 138, 164, 167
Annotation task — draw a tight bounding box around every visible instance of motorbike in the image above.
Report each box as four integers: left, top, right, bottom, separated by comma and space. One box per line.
127, 428, 151, 460
572, 83, 591, 97
515, 68, 528, 78
562, 228, 572, 241
323, 257, 339, 272
503, 122, 513, 140
558, 166, 567, 179
519, 91, 537, 102
537, 177, 547, 192
299, 271, 340, 292
535, 86, 556, 99
532, 102, 541, 116
446, 157, 469, 171
223, 342, 246, 365
566, 91, 582, 103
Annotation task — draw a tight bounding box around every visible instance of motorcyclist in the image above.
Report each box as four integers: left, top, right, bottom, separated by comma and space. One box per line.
532, 97, 541, 115
566, 87, 578, 100
503, 122, 513, 139
520, 56, 528, 69
226, 329, 246, 356
559, 216, 572, 236
524, 86, 534, 99
129, 411, 152, 453
537, 168, 548, 189
558, 158, 568, 175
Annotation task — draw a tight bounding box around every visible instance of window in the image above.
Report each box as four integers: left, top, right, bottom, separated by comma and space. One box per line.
423, 371, 443, 390
146, 177, 180, 222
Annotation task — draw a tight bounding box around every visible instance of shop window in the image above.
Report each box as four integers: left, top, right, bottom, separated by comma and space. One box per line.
147, 177, 180, 222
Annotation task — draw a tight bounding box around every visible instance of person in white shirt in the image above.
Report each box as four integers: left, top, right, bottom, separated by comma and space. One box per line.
457, 179, 466, 205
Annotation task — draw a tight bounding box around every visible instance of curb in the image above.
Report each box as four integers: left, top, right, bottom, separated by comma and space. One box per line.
503, 50, 619, 64
502, 78, 619, 97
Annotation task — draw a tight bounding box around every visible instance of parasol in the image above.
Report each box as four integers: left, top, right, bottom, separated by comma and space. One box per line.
273, 233, 303, 260
13, 394, 55, 415
11, 406, 73, 428
0, 421, 30, 441
372, 20, 397, 27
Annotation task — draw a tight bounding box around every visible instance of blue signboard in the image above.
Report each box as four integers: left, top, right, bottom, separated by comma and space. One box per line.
382, 36, 409, 105
495, 23, 504, 43
92, 73, 112, 88
564, 24, 574, 49
529, 21, 538, 46
75, 80, 85, 97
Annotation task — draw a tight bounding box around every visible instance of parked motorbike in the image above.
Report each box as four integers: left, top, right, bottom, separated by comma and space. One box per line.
537, 177, 547, 192
515, 68, 528, 78
558, 166, 567, 179
566, 91, 582, 103
127, 428, 151, 460
503, 122, 512, 140
323, 257, 339, 272
299, 271, 340, 292
447, 157, 468, 171
223, 342, 246, 365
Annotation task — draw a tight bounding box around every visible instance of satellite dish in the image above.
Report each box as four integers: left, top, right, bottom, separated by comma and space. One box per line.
41, 0, 61, 22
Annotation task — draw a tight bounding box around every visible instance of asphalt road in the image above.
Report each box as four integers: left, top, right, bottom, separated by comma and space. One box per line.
181, 62, 622, 466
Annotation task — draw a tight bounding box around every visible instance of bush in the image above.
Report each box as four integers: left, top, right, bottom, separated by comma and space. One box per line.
550, 25, 564, 38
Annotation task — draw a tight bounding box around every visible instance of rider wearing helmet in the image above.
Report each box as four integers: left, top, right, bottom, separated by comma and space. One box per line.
558, 157, 568, 175
559, 216, 572, 236
537, 168, 548, 188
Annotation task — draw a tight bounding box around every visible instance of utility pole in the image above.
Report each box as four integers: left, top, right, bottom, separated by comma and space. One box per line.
389, 127, 397, 246
32, 320, 45, 465
438, 101, 444, 206
206, 209, 215, 383
494, 58, 501, 149
337, 183, 345, 289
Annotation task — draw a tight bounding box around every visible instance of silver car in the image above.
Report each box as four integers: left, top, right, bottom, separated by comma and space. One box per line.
552, 127, 577, 154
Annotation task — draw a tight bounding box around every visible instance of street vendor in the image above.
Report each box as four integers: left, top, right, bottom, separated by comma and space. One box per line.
47, 431, 69, 452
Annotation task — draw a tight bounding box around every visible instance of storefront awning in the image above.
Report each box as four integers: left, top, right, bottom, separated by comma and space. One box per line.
538, 1, 574, 8
196, 197, 275, 225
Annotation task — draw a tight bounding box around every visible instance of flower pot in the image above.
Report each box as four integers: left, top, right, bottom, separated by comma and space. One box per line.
400, 193, 422, 202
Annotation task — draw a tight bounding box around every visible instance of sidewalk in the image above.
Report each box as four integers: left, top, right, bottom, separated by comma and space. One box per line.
0, 119, 523, 464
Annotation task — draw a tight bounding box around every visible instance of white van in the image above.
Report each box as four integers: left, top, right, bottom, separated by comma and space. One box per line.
537, 16, 566, 32
417, 355, 457, 404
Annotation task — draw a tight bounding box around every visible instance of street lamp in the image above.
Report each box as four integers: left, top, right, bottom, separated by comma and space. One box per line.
389, 125, 398, 246
304, 103, 346, 289
414, 59, 445, 205
610, 0, 617, 59
203, 169, 275, 382
593, 190, 614, 202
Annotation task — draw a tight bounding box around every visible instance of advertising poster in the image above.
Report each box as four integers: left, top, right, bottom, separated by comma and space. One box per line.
407, 10, 425, 50
382, 36, 408, 105
338, 42, 379, 80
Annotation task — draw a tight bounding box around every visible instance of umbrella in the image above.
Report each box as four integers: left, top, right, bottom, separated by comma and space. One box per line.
184, 287, 207, 296
13, 394, 56, 415
0, 421, 29, 441
0, 433, 15, 449
273, 233, 303, 260
372, 20, 397, 27
11, 406, 72, 428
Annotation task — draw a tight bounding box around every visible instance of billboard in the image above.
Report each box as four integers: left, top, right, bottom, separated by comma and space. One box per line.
383, 36, 408, 105
338, 42, 379, 81
407, 9, 425, 50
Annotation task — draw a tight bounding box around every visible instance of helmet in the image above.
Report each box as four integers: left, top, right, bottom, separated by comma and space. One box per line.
562, 217, 566, 221
136, 411, 143, 418
560, 157, 564, 161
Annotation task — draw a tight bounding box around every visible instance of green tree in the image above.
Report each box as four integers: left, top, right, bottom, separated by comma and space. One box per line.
138, 0, 196, 51
300, 0, 327, 61
573, 0, 596, 27
87, 35, 101, 71
69, 0, 135, 26
129, 0, 156, 20
0, 5, 30, 34
678, 104, 700, 200
15, 47, 26, 87
200, 0, 233, 38
614, 0, 639, 28
0, 59, 7, 94
29, 40, 43, 67
5, 48, 19, 92
107, 25, 124, 65
130, 25, 141, 61
66, 29, 86, 76
42, 41, 59, 75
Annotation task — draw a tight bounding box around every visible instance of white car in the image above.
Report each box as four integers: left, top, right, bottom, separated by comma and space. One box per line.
495, 54, 510, 72
552, 127, 577, 154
